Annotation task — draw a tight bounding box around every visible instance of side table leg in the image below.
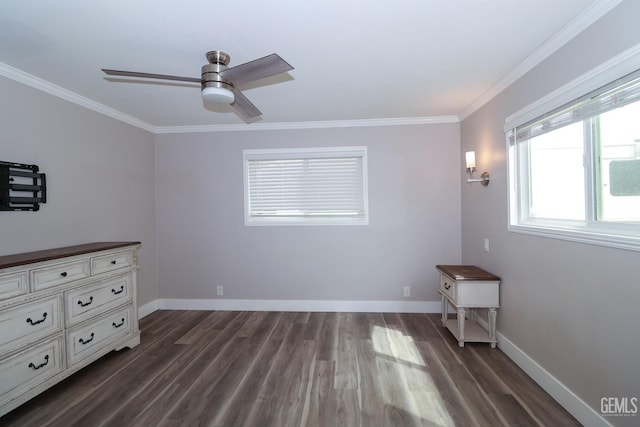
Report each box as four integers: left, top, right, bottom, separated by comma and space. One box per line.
457, 307, 465, 347
489, 308, 497, 348
441, 296, 448, 327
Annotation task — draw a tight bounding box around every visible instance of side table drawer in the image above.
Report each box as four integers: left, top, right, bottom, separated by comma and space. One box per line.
0, 295, 63, 355
65, 274, 133, 326
0, 272, 28, 302
0, 336, 64, 408
440, 274, 456, 301
66, 306, 133, 366
91, 250, 134, 276
30, 259, 90, 292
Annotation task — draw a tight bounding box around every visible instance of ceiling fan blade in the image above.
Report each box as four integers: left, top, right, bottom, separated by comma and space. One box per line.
219, 54, 293, 87
230, 87, 262, 119
102, 69, 201, 83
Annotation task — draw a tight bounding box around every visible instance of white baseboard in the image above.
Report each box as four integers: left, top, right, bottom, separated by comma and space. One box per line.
496, 332, 610, 426
471, 316, 610, 427
142, 298, 441, 313
137, 300, 159, 319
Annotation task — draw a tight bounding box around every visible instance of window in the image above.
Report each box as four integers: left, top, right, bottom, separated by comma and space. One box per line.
507, 68, 640, 251
243, 147, 369, 226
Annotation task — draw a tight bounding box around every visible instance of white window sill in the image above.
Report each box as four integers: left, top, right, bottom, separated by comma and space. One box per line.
508, 223, 640, 252
245, 217, 369, 227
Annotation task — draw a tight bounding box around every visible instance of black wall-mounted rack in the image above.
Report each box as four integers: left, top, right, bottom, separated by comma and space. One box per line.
0, 161, 47, 211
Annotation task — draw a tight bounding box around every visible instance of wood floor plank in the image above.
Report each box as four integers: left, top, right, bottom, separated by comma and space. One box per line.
302, 360, 362, 427
315, 311, 338, 361
243, 322, 314, 426
163, 336, 259, 424
335, 313, 359, 389
160, 312, 282, 425
414, 341, 480, 427
303, 311, 327, 341
210, 313, 295, 426
174, 310, 239, 344
101, 311, 248, 426
489, 392, 540, 426
399, 312, 443, 341
1, 310, 580, 427
354, 337, 388, 425
302, 359, 334, 426
124, 310, 256, 426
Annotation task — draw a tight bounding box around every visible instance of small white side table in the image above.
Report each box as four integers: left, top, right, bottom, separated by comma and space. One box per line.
436, 265, 500, 348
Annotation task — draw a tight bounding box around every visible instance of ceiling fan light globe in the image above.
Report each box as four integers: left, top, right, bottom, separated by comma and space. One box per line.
202, 86, 235, 104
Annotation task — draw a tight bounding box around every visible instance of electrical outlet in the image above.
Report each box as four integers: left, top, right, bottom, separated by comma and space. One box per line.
216, 286, 224, 296
483, 238, 490, 252
403, 286, 411, 297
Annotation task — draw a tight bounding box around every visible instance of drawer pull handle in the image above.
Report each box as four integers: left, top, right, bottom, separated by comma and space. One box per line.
79, 332, 95, 345
77, 296, 94, 307
111, 285, 125, 295
28, 354, 50, 370
113, 318, 125, 328
111, 260, 117, 265
26, 312, 48, 325
60, 271, 68, 277
444, 283, 451, 290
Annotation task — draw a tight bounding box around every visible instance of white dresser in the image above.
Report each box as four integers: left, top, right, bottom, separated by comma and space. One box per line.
436, 264, 500, 348
0, 242, 141, 417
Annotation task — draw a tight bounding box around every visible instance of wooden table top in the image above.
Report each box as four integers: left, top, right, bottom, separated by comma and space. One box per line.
0, 242, 141, 270
436, 265, 500, 281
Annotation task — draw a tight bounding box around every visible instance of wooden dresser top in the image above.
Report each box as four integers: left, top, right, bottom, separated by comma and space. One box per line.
0, 242, 141, 270
436, 265, 500, 281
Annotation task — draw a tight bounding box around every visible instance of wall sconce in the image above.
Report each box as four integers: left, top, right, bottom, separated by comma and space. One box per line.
465, 151, 490, 186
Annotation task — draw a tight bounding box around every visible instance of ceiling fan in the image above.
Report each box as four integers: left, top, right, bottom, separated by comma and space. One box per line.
102, 50, 293, 120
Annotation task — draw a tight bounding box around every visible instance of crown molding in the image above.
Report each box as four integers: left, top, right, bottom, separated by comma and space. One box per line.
458, 0, 623, 121
154, 115, 459, 134
0, 62, 155, 133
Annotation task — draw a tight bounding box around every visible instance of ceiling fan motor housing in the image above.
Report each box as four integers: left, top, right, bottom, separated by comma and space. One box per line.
201, 51, 233, 91
201, 51, 235, 104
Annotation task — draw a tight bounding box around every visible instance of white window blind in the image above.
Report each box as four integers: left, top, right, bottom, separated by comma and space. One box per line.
507, 69, 640, 145
243, 147, 368, 225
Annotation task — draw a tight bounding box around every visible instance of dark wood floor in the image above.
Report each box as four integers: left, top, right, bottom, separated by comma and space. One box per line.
1, 310, 580, 426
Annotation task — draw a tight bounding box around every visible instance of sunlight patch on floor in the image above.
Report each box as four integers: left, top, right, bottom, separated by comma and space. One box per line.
371, 325, 455, 426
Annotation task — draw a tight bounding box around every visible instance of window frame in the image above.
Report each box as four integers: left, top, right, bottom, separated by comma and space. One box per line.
243, 146, 369, 226
505, 45, 640, 252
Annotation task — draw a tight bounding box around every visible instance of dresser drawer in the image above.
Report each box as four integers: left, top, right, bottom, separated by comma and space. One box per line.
64, 274, 132, 326
440, 274, 457, 301
66, 306, 133, 366
91, 250, 134, 276
0, 336, 64, 407
0, 272, 28, 302
30, 259, 90, 292
0, 295, 63, 355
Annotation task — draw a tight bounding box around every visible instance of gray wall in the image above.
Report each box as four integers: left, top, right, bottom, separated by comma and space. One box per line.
0, 77, 158, 307
155, 124, 461, 303
460, 1, 640, 424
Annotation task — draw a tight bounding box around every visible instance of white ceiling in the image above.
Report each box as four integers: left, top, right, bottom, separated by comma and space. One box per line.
0, 0, 612, 130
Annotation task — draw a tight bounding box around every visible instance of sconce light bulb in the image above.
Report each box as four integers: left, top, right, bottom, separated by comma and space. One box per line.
465, 151, 476, 170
